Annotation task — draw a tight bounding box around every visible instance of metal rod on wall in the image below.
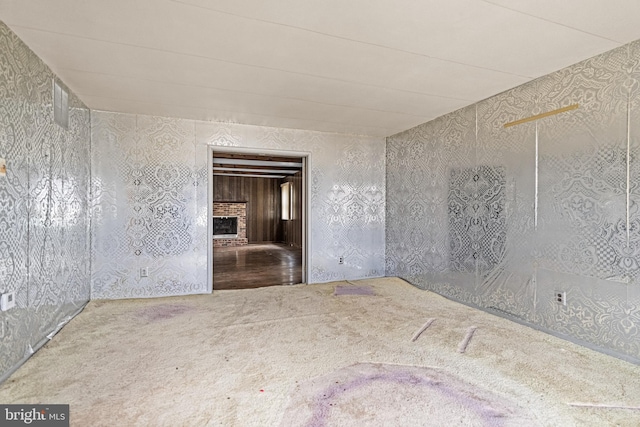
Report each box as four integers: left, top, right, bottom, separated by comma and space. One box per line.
503, 104, 579, 128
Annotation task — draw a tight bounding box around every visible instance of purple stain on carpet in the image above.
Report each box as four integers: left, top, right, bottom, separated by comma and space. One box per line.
281, 363, 542, 427
306, 370, 506, 427
333, 285, 375, 296
136, 304, 193, 322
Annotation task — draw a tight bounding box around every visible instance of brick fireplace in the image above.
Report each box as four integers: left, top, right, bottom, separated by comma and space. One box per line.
213, 202, 248, 247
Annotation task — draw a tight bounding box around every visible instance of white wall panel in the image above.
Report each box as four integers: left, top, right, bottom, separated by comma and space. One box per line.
91, 113, 386, 299
0, 22, 91, 379
386, 41, 640, 362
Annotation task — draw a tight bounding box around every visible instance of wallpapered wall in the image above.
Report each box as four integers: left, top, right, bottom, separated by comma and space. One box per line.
386, 41, 640, 362
91, 112, 386, 299
0, 22, 91, 379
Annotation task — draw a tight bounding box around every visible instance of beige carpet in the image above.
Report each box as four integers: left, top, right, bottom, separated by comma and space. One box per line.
1, 278, 639, 426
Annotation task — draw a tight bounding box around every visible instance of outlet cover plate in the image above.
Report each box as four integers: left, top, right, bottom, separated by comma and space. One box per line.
1, 292, 16, 311
554, 290, 567, 306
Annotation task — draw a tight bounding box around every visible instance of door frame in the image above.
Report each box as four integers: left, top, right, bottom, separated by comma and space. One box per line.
207, 145, 311, 293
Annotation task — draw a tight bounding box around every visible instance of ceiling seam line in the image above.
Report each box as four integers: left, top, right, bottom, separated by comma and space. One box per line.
56, 68, 464, 118
8, 24, 535, 89
479, 0, 623, 43
167, 0, 535, 78
82, 94, 410, 133
56, 66, 474, 104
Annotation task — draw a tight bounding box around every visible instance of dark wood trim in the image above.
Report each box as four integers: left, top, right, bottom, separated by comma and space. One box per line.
213, 152, 303, 163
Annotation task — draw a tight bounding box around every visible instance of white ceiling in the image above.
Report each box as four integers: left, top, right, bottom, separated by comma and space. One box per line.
1, 0, 640, 137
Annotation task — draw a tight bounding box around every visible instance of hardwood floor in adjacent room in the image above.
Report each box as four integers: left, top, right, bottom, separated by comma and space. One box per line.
213, 243, 302, 290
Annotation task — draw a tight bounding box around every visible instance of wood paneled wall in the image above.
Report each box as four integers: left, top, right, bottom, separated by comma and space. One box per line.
280, 171, 303, 248
213, 175, 280, 243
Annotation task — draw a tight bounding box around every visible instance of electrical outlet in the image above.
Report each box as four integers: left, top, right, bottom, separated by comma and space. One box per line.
140, 267, 149, 278
554, 291, 566, 306
339, 256, 344, 265
0, 292, 16, 311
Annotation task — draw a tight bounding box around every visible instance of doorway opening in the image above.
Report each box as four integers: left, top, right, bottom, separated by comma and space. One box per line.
208, 147, 309, 291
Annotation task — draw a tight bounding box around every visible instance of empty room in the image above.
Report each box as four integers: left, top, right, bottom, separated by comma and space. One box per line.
1, 1, 640, 426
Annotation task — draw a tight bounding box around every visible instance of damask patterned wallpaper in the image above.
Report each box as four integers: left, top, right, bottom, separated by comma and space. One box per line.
0, 22, 91, 379
387, 41, 640, 362
91, 112, 386, 299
